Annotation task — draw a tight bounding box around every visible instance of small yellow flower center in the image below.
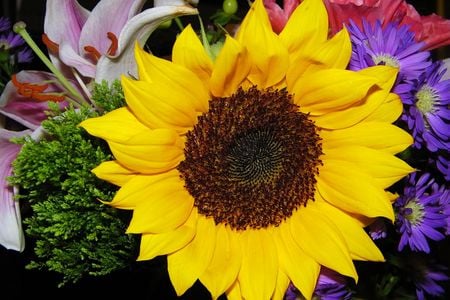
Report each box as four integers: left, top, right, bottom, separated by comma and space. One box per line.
373, 53, 400, 68
178, 87, 323, 230
404, 198, 425, 226
415, 85, 437, 115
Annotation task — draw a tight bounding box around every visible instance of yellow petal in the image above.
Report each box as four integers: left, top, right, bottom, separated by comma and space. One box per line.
108, 128, 184, 174
238, 229, 278, 300
133, 46, 209, 112
293, 69, 378, 115
92, 160, 136, 187
324, 145, 414, 188
138, 211, 197, 261
310, 66, 398, 128
312, 199, 384, 262
200, 225, 241, 299
235, 0, 288, 88
226, 281, 242, 300
79, 107, 150, 143
315, 28, 352, 70
291, 208, 358, 281
317, 159, 394, 221
320, 122, 413, 154
122, 77, 198, 133
272, 270, 290, 300
286, 28, 351, 91
358, 65, 398, 91
172, 24, 213, 91
274, 223, 320, 300
168, 216, 216, 296
210, 35, 251, 97
109, 170, 179, 209
364, 92, 403, 123
126, 174, 193, 233
280, 0, 328, 56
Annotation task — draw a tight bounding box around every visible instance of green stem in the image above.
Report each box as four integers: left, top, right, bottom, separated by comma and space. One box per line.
197, 16, 213, 61
13, 22, 86, 105
174, 17, 184, 32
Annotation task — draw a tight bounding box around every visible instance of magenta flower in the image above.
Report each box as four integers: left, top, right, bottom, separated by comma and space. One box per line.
263, 0, 301, 34
324, 0, 450, 51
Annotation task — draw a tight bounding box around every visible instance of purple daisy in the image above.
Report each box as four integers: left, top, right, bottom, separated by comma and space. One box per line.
347, 19, 432, 84
401, 61, 450, 153
438, 188, 450, 235
0, 31, 25, 50
17, 48, 33, 63
407, 254, 450, 300
284, 267, 352, 300
394, 172, 447, 253
434, 152, 450, 181
0, 17, 11, 32
367, 217, 388, 240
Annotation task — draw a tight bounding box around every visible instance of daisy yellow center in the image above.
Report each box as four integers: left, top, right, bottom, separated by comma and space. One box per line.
404, 198, 425, 226
178, 87, 323, 230
373, 53, 400, 68
416, 85, 437, 115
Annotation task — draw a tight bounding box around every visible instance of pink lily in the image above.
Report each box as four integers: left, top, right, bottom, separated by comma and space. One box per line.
0, 129, 30, 251
43, 0, 199, 83
0, 70, 85, 251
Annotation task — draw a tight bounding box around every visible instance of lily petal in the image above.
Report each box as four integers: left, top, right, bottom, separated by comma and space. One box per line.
0, 71, 72, 130
95, 5, 198, 82
78, 0, 146, 55
0, 129, 30, 252
44, 0, 90, 77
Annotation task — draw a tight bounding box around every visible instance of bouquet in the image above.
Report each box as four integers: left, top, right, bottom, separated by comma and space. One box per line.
1, 0, 449, 299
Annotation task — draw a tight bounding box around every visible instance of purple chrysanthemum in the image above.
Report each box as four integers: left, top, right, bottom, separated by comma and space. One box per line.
17, 47, 33, 63
400, 61, 450, 153
0, 17, 10, 32
394, 172, 447, 253
0, 31, 25, 50
284, 268, 352, 300
368, 217, 388, 240
347, 19, 431, 84
438, 188, 450, 235
406, 254, 450, 300
434, 152, 450, 181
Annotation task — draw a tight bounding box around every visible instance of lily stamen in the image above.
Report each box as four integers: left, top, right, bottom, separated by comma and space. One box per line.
11, 74, 65, 102
41, 33, 59, 53
107, 32, 118, 56
84, 45, 101, 62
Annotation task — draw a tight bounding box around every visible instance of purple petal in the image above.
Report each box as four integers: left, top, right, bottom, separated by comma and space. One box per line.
0, 129, 30, 252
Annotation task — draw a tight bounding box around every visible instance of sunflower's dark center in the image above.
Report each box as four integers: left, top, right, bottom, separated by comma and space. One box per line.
178, 86, 322, 230
226, 128, 284, 186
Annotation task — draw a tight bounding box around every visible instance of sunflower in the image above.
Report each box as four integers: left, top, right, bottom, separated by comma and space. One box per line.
80, 0, 414, 299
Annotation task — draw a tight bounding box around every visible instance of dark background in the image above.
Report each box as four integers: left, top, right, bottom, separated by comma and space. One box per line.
0, 1, 449, 299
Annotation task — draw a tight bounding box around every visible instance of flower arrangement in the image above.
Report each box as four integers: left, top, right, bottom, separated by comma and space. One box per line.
1, 0, 449, 299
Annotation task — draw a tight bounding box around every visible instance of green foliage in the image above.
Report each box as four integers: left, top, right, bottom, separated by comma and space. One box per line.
9, 83, 137, 286
91, 79, 126, 113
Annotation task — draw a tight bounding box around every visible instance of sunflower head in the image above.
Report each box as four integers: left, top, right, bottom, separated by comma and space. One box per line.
80, 0, 413, 299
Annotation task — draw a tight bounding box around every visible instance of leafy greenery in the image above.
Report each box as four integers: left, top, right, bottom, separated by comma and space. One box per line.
9, 82, 138, 286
